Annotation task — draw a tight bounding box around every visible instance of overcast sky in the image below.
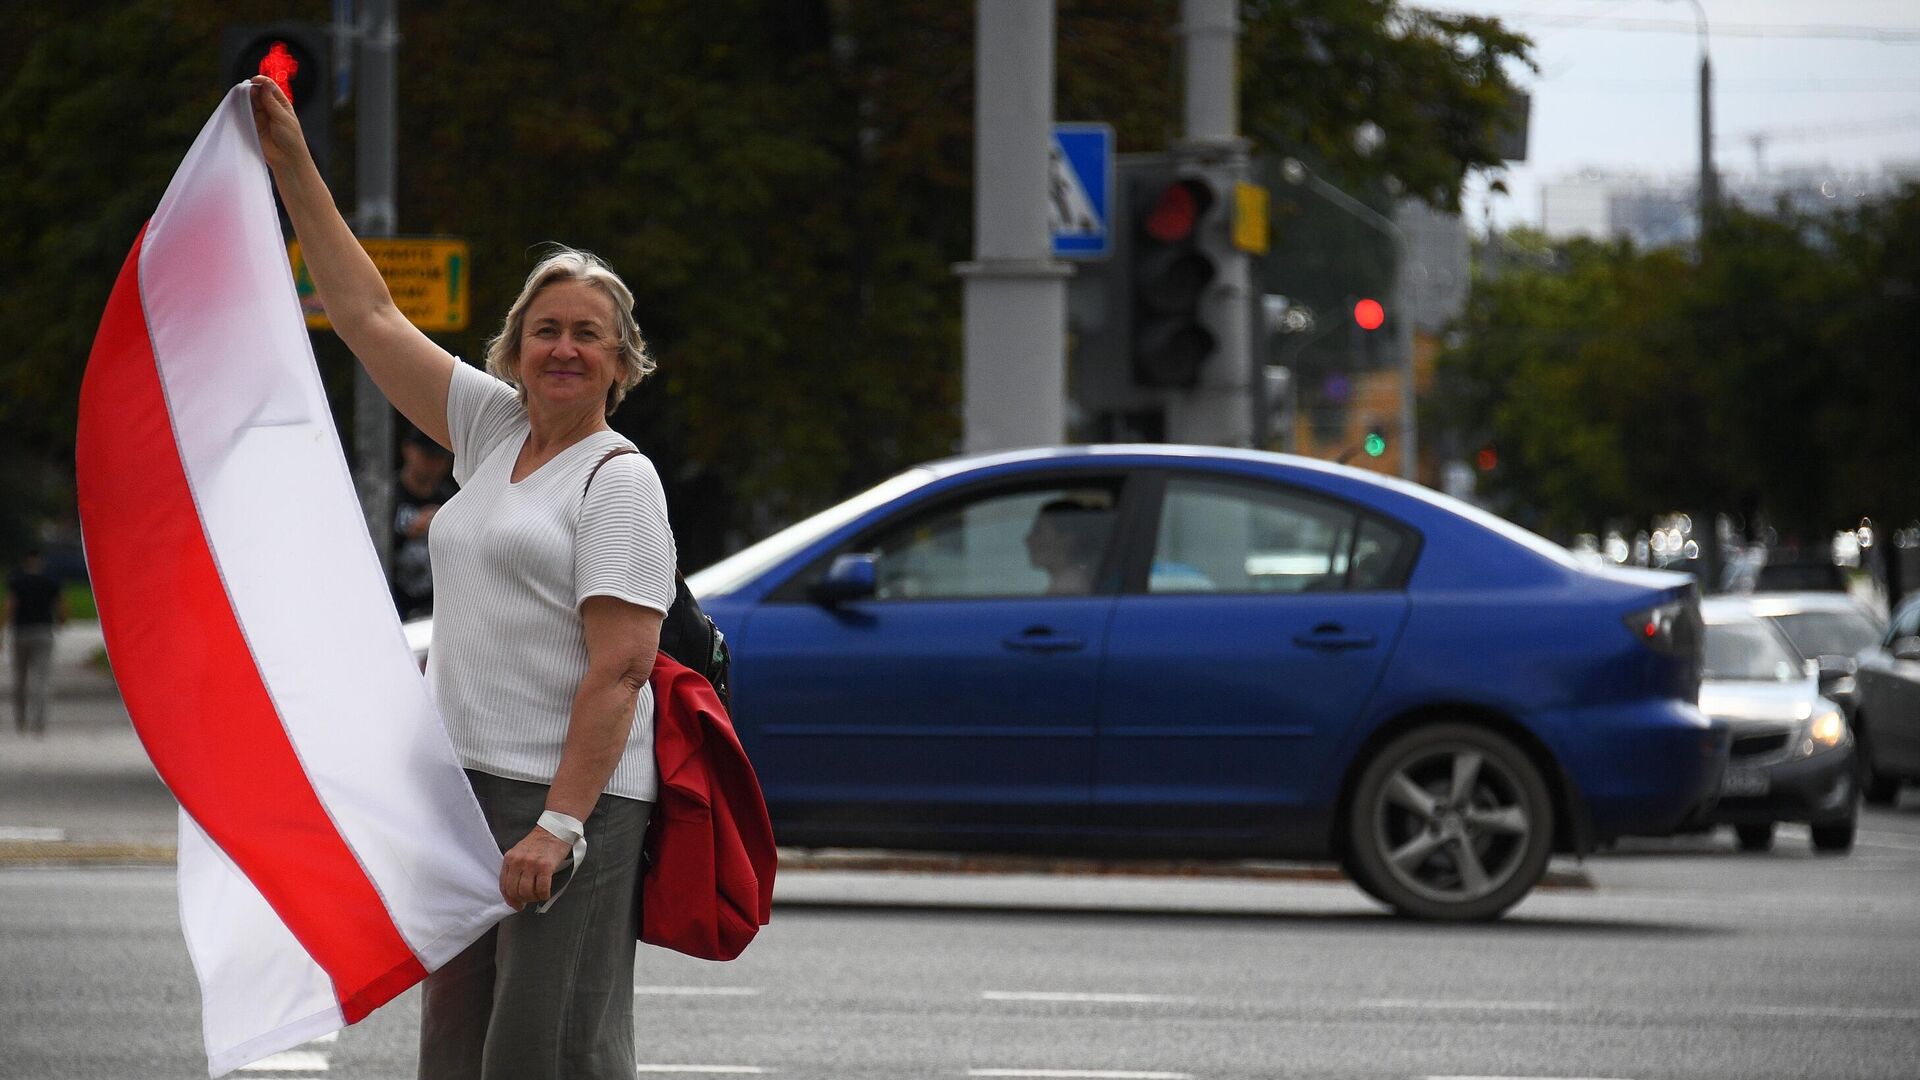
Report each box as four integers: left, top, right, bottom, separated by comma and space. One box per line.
1411, 0, 1920, 229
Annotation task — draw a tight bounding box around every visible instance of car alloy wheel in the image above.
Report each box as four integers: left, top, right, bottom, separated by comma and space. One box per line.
1346, 723, 1554, 921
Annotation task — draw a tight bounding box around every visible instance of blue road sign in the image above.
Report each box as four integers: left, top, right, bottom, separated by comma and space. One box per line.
1050, 123, 1114, 259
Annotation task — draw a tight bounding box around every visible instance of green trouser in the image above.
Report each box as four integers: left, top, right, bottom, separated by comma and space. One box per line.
419, 770, 650, 1080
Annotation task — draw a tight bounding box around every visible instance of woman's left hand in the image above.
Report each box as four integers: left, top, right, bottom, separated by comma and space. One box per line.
499, 827, 573, 910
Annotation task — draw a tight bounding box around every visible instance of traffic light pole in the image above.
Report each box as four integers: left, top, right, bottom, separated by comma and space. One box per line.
353, 0, 398, 574
1166, 0, 1253, 449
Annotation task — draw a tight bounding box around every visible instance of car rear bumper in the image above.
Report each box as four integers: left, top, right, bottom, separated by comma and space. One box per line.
1544, 699, 1730, 840
1708, 745, 1856, 825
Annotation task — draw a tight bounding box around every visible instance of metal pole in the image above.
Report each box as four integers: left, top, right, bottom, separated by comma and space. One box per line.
354, 0, 397, 573
956, 0, 1069, 454
1168, 0, 1253, 448
1679, 0, 1717, 226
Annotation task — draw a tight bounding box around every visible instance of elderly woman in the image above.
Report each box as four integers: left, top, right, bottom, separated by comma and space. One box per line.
249, 77, 674, 1079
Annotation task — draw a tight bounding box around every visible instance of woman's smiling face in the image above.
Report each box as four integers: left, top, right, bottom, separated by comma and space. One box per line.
517, 279, 620, 414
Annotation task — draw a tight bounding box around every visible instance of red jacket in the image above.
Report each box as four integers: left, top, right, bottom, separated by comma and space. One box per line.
640, 653, 776, 961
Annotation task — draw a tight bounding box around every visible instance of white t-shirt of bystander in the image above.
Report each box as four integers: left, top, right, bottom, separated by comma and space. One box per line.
425, 360, 676, 802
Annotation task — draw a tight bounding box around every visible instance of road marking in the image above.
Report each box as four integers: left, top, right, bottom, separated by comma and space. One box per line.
0, 826, 65, 841
1369, 999, 1920, 1022
238, 1050, 329, 1071
968, 1071, 1194, 1079
634, 1068, 770, 1075
634, 985, 763, 997
1723, 1004, 1920, 1021
1364, 998, 1563, 1012
1421, 1075, 1636, 1080
982, 991, 1197, 1005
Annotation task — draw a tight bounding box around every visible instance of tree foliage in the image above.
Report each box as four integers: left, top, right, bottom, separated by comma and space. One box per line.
1, 0, 1532, 562
1436, 190, 1920, 540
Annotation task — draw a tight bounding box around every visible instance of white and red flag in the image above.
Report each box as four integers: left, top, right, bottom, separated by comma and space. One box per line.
75, 86, 510, 1076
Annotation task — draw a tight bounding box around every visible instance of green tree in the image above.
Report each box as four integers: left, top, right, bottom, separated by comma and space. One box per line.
1436, 188, 1920, 544
2, 0, 1533, 564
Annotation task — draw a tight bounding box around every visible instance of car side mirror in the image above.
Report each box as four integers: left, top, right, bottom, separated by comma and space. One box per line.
811, 553, 877, 606
1816, 654, 1858, 677
1893, 636, 1920, 662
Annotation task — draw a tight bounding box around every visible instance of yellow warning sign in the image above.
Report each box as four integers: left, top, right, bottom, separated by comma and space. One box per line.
289, 237, 470, 333
1233, 181, 1270, 255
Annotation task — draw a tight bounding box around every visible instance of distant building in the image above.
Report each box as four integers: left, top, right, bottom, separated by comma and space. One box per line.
1540, 163, 1920, 248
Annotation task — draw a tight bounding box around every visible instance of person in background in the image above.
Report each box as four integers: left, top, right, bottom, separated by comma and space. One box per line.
1024, 500, 1110, 596
5, 546, 65, 737
393, 427, 459, 620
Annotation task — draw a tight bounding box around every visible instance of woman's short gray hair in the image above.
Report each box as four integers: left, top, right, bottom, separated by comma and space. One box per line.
483, 247, 655, 414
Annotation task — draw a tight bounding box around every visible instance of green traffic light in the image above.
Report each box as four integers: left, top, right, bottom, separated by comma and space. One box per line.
1364, 432, 1386, 457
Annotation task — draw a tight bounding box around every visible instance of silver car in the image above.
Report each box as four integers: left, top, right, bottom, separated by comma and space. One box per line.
1699, 598, 1858, 853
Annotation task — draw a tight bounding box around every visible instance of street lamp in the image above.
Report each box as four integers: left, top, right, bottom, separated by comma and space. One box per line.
1670, 0, 1718, 228
1278, 158, 1419, 481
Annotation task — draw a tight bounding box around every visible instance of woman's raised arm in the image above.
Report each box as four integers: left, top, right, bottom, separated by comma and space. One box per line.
248, 76, 456, 448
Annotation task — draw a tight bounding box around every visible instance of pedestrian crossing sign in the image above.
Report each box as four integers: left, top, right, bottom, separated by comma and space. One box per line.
1050, 123, 1114, 259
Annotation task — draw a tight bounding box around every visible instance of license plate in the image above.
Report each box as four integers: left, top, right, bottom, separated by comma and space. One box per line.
1722, 767, 1771, 797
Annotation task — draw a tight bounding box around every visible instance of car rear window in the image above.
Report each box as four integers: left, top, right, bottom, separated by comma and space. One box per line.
1703, 619, 1804, 682
1769, 611, 1882, 659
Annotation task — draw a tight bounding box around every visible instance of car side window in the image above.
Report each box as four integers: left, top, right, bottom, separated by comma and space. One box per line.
863, 483, 1122, 600
1149, 476, 1361, 594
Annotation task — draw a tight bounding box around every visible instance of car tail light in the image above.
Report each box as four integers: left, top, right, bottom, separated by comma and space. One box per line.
1626, 597, 1702, 657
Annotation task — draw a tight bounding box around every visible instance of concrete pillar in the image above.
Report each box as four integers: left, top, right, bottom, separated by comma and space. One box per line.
956, 0, 1070, 454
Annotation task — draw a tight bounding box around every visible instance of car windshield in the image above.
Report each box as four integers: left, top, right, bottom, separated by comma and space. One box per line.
686, 469, 936, 596
1702, 619, 1804, 682
1768, 611, 1882, 660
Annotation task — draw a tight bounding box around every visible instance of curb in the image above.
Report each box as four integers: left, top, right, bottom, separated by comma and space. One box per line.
0, 841, 1594, 890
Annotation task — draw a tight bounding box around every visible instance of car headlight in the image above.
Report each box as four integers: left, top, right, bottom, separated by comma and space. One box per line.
1803, 709, 1847, 755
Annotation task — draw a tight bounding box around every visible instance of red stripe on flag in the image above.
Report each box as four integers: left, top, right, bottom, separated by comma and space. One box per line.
76, 228, 426, 1023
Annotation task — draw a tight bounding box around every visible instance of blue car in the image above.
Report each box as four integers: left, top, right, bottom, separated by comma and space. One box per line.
685, 446, 1726, 919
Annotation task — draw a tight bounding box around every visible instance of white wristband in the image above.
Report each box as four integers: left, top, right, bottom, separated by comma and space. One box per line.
534, 810, 587, 913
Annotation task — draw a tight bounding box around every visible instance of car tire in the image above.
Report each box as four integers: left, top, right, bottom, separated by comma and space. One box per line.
1735, 822, 1774, 852
1810, 815, 1856, 854
1344, 723, 1555, 922
1855, 723, 1901, 806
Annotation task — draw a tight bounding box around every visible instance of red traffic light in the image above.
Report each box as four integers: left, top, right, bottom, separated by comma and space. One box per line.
1476, 446, 1499, 472
1144, 179, 1214, 244
258, 41, 301, 104
1353, 298, 1385, 331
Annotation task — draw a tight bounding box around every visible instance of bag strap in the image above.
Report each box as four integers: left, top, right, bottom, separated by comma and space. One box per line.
584, 446, 640, 495
584, 446, 685, 588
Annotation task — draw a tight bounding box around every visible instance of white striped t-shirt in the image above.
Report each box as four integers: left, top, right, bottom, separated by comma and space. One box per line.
427, 361, 677, 801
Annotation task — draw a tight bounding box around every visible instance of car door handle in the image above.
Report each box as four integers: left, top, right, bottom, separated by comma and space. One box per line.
1003, 628, 1087, 653
1292, 625, 1377, 652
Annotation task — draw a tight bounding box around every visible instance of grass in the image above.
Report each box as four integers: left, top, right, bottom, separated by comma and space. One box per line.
60, 582, 96, 621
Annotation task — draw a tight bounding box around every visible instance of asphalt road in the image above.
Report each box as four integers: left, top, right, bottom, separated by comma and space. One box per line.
5, 693, 1920, 1079
4, 807, 1920, 1080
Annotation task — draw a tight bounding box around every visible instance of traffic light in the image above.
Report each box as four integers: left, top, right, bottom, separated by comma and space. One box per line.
222, 24, 331, 178
1353, 297, 1385, 331
1349, 295, 1388, 368
1364, 430, 1387, 458
1476, 445, 1499, 472
1130, 176, 1220, 388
